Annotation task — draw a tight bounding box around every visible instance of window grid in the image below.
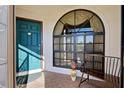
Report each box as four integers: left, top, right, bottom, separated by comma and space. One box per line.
53, 33, 104, 67
53, 9, 105, 71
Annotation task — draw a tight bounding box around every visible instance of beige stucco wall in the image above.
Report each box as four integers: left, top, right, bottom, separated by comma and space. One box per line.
15, 5, 121, 76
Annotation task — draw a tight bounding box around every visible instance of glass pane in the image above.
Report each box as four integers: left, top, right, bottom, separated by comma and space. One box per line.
84, 54, 93, 69
54, 21, 64, 35
60, 44, 66, 51
60, 52, 66, 59
54, 38, 59, 44
94, 62, 102, 70
55, 59, 60, 66
76, 44, 84, 51
54, 52, 60, 58
94, 56, 103, 70
76, 28, 93, 33
94, 56, 103, 62
94, 35, 103, 43
67, 53, 73, 60
85, 44, 93, 53
90, 15, 104, 32
66, 37, 73, 43
75, 27, 80, 33
76, 10, 93, 25
67, 44, 74, 51
77, 53, 83, 61
60, 11, 74, 25
60, 60, 66, 66
54, 45, 59, 51
76, 36, 84, 43
60, 37, 65, 44
65, 28, 75, 34
86, 35, 93, 43
66, 59, 71, 66
94, 44, 103, 53
85, 54, 93, 62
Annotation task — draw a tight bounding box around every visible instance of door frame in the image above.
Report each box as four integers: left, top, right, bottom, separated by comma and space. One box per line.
6, 5, 15, 88
14, 16, 43, 87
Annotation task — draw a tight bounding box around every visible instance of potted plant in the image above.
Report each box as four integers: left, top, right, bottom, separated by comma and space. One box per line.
70, 60, 77, 81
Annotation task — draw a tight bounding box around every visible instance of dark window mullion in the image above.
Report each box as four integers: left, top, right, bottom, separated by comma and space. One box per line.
59, 37, 61, 66
93, 34, 95, 70
74, 11, 77, 62
65, 36, 68, 66
102, 33, 105, 73
84, 34, 86, 63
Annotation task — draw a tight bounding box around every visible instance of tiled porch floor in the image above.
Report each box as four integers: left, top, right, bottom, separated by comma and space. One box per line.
45, 71, 116, 88
17, 71, 123, 88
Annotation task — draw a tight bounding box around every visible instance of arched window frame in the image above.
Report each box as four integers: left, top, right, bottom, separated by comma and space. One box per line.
53, 9, 105, 71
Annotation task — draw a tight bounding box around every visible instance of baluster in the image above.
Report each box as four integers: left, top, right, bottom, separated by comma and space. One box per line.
112, 58, 115, 75
106, 57, 108, 74
108, 57, 111, 75
114, 58, 119, 76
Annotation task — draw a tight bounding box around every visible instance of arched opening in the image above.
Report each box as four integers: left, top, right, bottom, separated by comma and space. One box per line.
53, 9, 105, 74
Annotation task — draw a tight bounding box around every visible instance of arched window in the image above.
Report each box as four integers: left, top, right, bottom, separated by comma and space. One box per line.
53, 9, 105, 71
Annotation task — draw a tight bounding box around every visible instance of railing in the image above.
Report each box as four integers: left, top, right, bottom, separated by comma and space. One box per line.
79, 54, 121, 87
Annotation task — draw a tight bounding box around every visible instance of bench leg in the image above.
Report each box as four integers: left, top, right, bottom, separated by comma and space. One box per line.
78, 72, 84, 87
87, 74, 89, 81
78, 73, 89, 87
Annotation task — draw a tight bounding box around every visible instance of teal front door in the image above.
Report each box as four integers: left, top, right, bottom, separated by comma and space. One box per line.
16, 18, 42, 72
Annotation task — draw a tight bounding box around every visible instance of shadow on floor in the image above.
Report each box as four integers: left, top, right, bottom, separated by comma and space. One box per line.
16, 72, 44, 88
